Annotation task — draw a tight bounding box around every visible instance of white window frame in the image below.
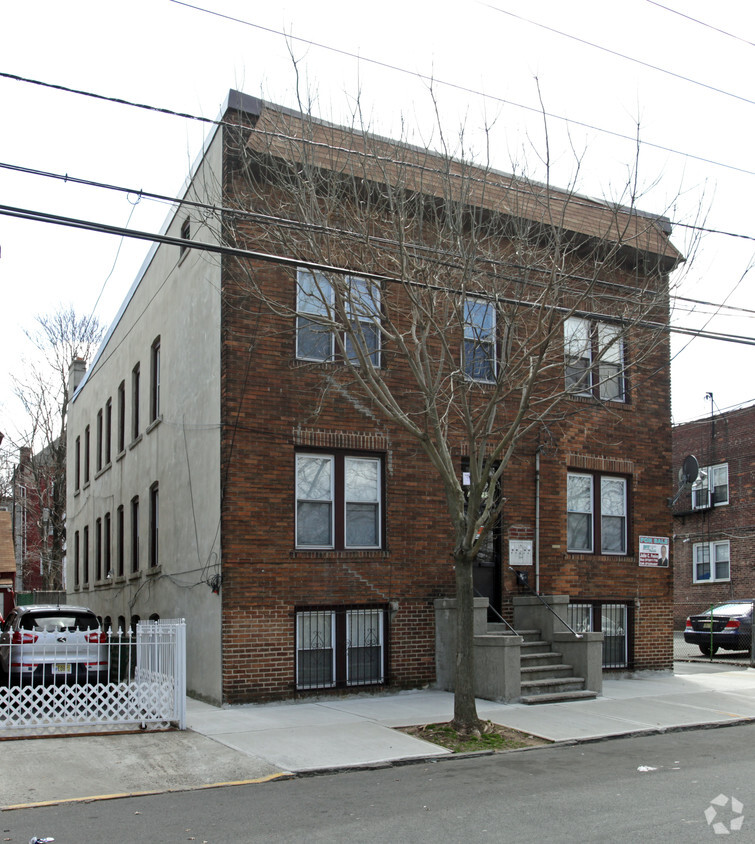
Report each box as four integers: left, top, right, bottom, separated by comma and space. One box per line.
295, 453, 335, 549
693, 539, 730, 583
463, 296, 496, 382
344, 456, 381, 549
296, 269, 381, 366
692, 463, 729, 509
565, 317, 626, 402
567, 471, 628, 555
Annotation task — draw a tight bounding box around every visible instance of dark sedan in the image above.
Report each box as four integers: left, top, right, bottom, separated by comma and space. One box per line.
684, 601, 753, 656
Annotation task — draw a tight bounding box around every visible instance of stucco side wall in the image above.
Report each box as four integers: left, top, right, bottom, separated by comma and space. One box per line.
66, 130, 224, 703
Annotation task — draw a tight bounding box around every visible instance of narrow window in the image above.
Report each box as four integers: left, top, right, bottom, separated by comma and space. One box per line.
104, 511, 111, 579
150, 337, 161, 422
116, 505, 124, 578
117, 381, 126, 453
600, 476, 627, 555
345, 457, 380, 548
180, 216, 190, 259
149, 482, 159, 568
346, 609, 384, 685
83, 524, 90, 585
131, 496, 140, 573
296, 454, 333, 547
296, 611, 334, 689
567, 473, 593, 552
84, 426, 91, 484
75, 436, 81, 491
597, 324, 625, 402
95, 517, 102, 581
74, 530, 80, 588
105, 398, 112, 464
344, 277, 381, 367
132, 364, 140, 440
564, 317, 592, 395
463, 297, 496, 382
296, 269, 334, 362
96, 409, 103, 472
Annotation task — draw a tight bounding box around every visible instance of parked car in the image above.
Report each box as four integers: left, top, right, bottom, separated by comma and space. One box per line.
0, 605, 109, 686
684, 601, 754, 656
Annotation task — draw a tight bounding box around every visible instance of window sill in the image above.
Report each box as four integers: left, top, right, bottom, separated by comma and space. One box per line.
566, 553, 635, 563
129, 435, 143, 450
74, 488, 80, 497
128, 570, 141, 580
290, 549, 388, 560
146, 564, 161, 576
146, 416, 162, 435
566, 394, 630, 409
116, 449, 126, 462
95, 462, 112, 481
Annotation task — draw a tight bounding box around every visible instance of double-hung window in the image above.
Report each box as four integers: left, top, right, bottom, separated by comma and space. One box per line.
565, 317, 626, 402
296, 269, 381, 365
693, 540, 730, 583
692, 463, 729, 509
567, 472, 628, 555
463, 297, 496, 382
295, 453, 382, 549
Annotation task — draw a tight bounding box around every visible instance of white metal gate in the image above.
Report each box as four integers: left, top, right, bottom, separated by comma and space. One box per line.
0, 619, 186, 733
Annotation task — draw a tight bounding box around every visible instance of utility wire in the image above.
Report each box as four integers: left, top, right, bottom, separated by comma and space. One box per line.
2, 199, 754, 347
480, 1, 755, 108
645, 0, 755, 49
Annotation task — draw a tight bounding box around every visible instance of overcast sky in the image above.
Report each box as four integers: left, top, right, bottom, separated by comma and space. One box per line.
1, 0, 754, 451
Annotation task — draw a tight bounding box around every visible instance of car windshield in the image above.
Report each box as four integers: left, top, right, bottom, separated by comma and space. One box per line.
20, 612, 100, 632
704, 603, 754, 617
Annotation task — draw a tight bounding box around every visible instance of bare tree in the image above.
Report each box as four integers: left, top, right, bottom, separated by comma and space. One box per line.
10, 307, 104, 591
215, 94, 689, 732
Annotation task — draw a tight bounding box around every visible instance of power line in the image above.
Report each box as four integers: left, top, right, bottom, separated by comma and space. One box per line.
2, 198, 754, 347
645, 0, 755, 49
480, 2, 755, 108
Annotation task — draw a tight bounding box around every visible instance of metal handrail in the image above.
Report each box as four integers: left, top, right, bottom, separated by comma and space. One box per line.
509, 567, 583, 638
473, 589, 518, 634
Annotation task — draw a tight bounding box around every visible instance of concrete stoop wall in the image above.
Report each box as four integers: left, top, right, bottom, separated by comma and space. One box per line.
434, 595, 603, 703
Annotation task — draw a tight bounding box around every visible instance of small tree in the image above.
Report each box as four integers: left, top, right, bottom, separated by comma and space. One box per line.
217, 94, 687, 732
10, 307, 104, 591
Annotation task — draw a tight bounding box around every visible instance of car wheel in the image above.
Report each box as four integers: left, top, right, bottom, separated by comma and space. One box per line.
700, 643, 719, 657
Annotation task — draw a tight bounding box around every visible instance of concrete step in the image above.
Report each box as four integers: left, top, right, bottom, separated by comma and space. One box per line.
519, 639, 551, 650
486, 623, 518, 635
520, 650, 563, 665
520, 689, 598, 705
514, 629, 542, 643
520, 676, 586, 696
520, 663, 574, 681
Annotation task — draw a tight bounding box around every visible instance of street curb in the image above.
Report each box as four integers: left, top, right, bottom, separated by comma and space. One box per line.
2, 771, 294, 812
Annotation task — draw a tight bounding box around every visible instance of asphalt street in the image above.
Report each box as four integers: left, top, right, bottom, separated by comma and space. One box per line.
4, 723, 754, 843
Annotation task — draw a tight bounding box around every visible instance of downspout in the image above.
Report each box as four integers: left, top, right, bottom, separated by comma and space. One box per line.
535, 446, 542, 593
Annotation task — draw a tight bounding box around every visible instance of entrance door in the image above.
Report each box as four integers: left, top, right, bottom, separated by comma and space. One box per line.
473, 522, 502, 617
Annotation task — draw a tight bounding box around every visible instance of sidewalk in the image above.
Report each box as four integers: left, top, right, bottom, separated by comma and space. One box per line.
3, 663, 755, 809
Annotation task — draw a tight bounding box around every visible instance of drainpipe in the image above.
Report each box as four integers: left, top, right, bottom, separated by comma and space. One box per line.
535, 447, 542, 593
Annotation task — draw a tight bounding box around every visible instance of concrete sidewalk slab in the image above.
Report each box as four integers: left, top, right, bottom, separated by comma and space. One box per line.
0, 730, 284, 810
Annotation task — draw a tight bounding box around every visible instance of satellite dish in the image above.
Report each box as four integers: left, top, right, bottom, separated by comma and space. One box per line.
679, 455, 700, 486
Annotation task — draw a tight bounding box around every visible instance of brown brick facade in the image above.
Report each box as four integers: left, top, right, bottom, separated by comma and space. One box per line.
672, 404, 755, 627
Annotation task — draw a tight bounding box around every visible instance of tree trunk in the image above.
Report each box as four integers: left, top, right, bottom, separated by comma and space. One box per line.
452, 552, 481, 734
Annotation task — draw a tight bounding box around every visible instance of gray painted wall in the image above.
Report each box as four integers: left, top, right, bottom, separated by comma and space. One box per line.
66, 128, 225, 703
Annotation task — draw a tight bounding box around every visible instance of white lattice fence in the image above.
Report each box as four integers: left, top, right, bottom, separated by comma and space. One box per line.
0, 619, 186, 733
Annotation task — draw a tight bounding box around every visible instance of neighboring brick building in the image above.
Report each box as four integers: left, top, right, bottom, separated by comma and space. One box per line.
672, 403, 755, 629
66, 91, 681, 705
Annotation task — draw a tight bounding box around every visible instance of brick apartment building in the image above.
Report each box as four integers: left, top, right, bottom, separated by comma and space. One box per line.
672, 403, 755, 629
66, 91, 681, 705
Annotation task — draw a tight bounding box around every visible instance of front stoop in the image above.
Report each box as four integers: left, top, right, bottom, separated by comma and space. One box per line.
517, 628, 598, 705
